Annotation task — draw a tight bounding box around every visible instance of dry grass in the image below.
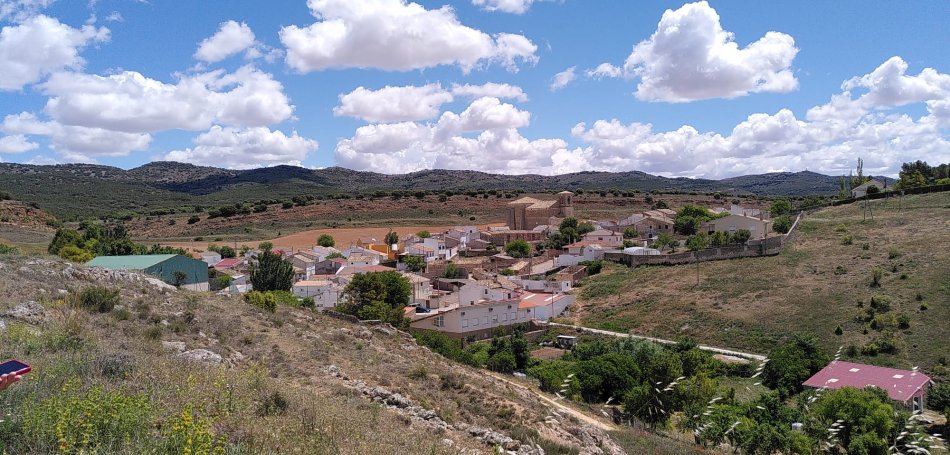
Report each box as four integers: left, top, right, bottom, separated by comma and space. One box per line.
575, 192, 950, 375
0, 255, 702, 454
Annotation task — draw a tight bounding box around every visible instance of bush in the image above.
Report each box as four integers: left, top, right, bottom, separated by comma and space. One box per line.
300, 297, 315, 309
0, 243, 19, 254
579, 260, 603, 275
243, 291, 277, 313
79, 286, 120, 313
869, 294, 892, 312
887, 248, 901, 259
835, 325, 843, 336
187, 215, 200, 224
841, 234, 854, 245
871, 267, 883, 287
772, 215, 793, 234
23, 380, 152, 454
407, 365, 429, 380
486, 350, 517, 373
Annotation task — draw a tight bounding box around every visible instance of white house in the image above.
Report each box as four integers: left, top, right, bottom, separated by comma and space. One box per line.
851, 179, 886, 198
702, 214, 772, 239
291, 280, 342, 310
200, 251, 222, 267
311, 246, 341, 262
554, 244, 606, 267
582, 229, 623, 244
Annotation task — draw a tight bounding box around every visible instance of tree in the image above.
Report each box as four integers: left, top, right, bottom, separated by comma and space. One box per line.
510, 331, 531, 371
504, 240, 531, 258
577, 222, 596, 236
249, 251, 294, 292
652, 232, 677, 253
172, 270, 187, 287
317, 234, 335, 247
709, 231, 730, 247
769, 199, 793, 217
850, 157, 870, 189
416, 230, 431, 239
403, 255, 425, 272
761, 335, 830, 399
773, 215, 793, 234
384, 231, 399, 246
674, 215, 700, 235
622, 227, 640, 239
686, 233, 709, 252
731, 229, 752, 245
812, 387, 897, 454
442, 263, 464, 279
339, 271, 411, 324
865, 185, 880, 195
258, 241, 274, 252
218, 245, 236, 258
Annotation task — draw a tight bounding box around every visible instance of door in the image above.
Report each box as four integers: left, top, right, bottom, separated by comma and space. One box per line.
913, 396, 922, 413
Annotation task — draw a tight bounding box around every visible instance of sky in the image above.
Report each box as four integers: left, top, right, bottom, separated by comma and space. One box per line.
0, 0, 948, 178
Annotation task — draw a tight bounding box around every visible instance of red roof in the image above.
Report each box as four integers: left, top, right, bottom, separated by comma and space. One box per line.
518, 292, 564, 309
213, 258, 244, 269
803, 361, 931, 402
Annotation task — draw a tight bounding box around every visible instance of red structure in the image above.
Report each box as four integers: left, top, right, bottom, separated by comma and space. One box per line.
803, 361, 931, 412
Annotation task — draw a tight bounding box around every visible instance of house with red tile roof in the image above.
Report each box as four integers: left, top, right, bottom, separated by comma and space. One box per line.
803, 361, 932, 412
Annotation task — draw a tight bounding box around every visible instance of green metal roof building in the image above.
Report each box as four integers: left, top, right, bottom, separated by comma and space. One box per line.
87, 254, 209, 291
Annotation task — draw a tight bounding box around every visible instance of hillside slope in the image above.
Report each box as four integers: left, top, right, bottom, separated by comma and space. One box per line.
572, 192, 950, 376
0, 162, 841, 219
0, 256, 700, 454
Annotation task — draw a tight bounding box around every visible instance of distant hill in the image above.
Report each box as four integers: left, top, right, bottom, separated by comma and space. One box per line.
0, 161, 841, 219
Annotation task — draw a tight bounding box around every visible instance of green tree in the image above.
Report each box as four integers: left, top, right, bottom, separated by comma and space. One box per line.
769, 199, 793, 217
317, 234, 335, 247
504, 239, 531, 258
686, 233, 709, 251
773, 215, 793, 234
258, 241, 274, 252
486, 350, 516, 373
652, 232, 677, 253
384, 231, 399, 246
416, 230, 431, 239
812, 387, 897, 454
577, 221, 596, 236
510, 330, 531, 371
442, 263, 464, 279
403, 255, 425, 272
622, 227, 640, 239
172, 270, 187, 287
709, 231, 730, 247
249, 251, 294, 292
730, 229, 752, 245
218, 245, 236, 258
761, 335, 830, 399
339, 271, 411, 324
48, 228, 85, 255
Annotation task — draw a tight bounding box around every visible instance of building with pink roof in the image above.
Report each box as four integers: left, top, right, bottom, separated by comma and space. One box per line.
803, 361, 931, 412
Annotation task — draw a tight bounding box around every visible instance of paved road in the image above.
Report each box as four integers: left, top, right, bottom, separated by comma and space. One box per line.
485, 371, 618, 432
546, 322, 768, 362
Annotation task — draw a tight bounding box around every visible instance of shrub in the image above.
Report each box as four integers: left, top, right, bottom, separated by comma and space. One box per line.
407, 365, 429, 380
23, 380, 152, 453
897, 314, 910, 329
187, 215, 201, 224
887, 248, 901, 259
256, 391, 289, 417
772, 215, 793, 234
301, 297, 315, 309
160, 406, 227, 454
243, 291, 277, 313
870, 267, 883, 287
835, 325, 843, 336
79, 286, 120, 313
834, 265, 847, 275
486, 350, 516, 373
869, 294, 892, 312
579, 260, 603, 275
59, 245, 93, 262
862, 242, 870, 250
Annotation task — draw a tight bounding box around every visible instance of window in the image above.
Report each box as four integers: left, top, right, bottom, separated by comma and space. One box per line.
502, 313, 508, 321
492, 315, 498, 323
434, 316, 444, 327
473, 318, 479, 326
462, 319, 468, 328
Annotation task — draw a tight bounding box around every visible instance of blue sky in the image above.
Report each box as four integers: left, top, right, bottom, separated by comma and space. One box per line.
0, 0, 947, 178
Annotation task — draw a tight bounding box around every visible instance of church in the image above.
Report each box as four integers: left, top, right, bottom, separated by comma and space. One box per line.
505, 191, 575, 231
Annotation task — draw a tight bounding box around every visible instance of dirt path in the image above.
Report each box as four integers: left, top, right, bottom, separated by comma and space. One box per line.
485, 371, 618, 432
547, 322, 767, 362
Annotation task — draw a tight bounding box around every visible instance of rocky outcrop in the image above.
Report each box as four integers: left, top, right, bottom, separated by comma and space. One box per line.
176, 349, 223, 365
5, 301, 45, 323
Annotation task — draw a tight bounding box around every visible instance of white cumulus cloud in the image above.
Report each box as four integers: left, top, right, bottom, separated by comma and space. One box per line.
164, 126, 318, 169
279, 0, 538, 73
334, 84, 455, 122
2, 112, 150, 159
0, 134, 37, 153
40, 65, 294, 133
612, 1, 798, 102
450, 82, 528, 102
194, 20, 256, 63
550, 66, 576, 91
472, 0, 534, 14
585, 63, 621, 79
0, 15, 109, 91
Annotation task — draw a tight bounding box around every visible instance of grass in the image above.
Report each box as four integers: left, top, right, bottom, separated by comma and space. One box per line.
0, 255, 704, 454
574, 192, 950, 376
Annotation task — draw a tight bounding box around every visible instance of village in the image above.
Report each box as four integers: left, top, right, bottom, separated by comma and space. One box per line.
79, 189, 938, 420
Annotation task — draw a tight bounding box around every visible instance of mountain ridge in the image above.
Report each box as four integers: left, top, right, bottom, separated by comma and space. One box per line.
0, 161, 843, 218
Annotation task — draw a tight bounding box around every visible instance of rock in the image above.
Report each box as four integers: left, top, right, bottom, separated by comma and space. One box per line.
440, 438, 454, 447
373, 325, 394, 336
5, 301, 45, 323
17, 266, 34, 276
0, 319, 6, 332
176, 349, 223, 365
161, 341, 187, 353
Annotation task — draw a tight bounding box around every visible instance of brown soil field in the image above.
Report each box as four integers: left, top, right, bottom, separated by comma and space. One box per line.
164, 223, 504, 253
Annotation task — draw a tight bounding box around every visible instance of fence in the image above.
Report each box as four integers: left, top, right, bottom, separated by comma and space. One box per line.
605, 213, 801, 268
831, 183, 950, 206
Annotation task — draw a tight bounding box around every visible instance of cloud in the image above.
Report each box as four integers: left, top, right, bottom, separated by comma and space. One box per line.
335, 96, 564, 174
104, 11, 122, 22
585, 63, 621, 79
0, 15, 109, 91
0, 0, 54, 21
564, 58, 950, 178
334, 84, 454, 122
40, 65, 294, 133
2, 112, 151, 159
279, 0, 538, 73
164, 125, 318, 169
608, 1, 798, 102
450, 82, 528, 102
472, 0, 534, 14
0, 134, 37, 153
550, 66, 576, 91
194, 20, 256, 63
